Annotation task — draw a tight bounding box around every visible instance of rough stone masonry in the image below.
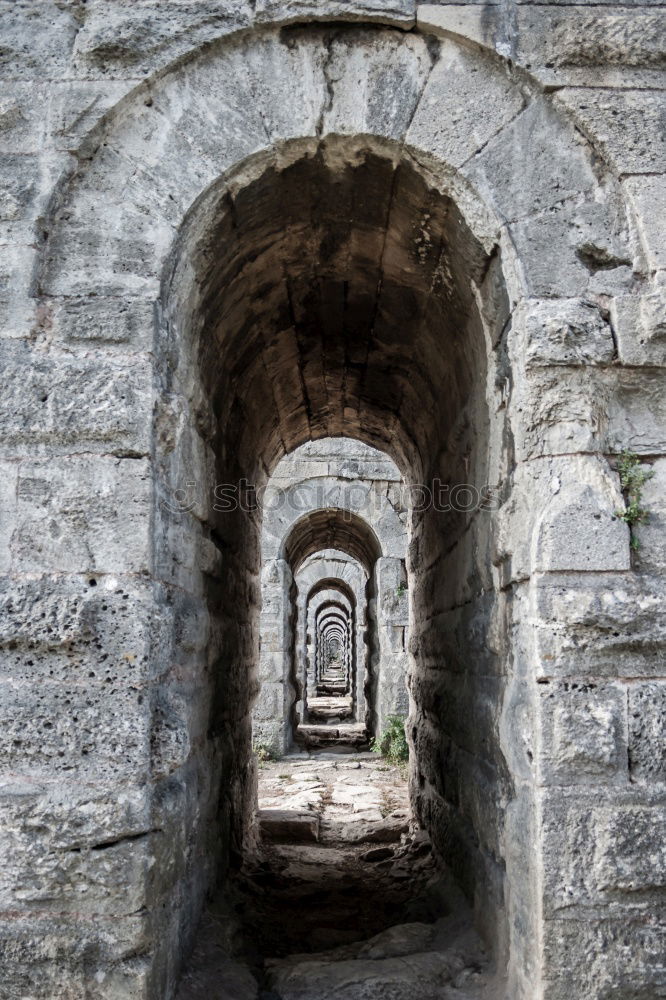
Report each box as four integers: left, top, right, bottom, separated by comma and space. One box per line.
0, 1, 665, 999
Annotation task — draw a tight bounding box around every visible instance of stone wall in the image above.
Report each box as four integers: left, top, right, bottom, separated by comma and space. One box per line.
0, 3, 664, 999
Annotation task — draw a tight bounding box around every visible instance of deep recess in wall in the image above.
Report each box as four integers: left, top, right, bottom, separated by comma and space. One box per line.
160, 135, 511, 993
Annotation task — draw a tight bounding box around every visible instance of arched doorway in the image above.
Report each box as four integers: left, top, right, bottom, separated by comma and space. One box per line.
36, 21, 637, 999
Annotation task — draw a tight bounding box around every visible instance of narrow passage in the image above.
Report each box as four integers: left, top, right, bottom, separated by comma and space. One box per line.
177, 752, 501, 999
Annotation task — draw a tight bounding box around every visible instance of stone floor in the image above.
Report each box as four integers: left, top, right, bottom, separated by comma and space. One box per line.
176, 753, 504, 999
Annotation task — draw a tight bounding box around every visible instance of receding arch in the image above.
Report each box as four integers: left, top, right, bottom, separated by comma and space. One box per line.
283, 508, 383, 575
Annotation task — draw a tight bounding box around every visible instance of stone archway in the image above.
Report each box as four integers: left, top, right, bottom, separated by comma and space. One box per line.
25, 19, 647, 1000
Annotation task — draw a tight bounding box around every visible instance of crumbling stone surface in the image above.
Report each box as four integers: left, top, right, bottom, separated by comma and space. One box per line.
1, 3, 664, 999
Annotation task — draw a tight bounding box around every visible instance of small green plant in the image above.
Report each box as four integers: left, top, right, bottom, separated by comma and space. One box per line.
253, 740, 279, 764
615, 450, 654, 550
396, 583, 407, 599
371, 715, 409, 766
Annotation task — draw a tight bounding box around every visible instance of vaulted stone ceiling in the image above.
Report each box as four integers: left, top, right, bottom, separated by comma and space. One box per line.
187, 142, 491, 481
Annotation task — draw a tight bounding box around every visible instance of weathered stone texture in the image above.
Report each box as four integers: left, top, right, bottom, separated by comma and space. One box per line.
1, 4, 665, 1000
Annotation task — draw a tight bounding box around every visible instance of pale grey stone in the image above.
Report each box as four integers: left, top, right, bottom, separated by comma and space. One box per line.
628, 682, 666, 782
0, 342, 153, 455
13, 456, 152, 574
0, 0, 81, 80
611, 294, 666, 368
623, 174, 666, 273
538, 682, 627, 783
322, 30, 432, 141
0, 463, 16, 573
542, 914, 666, 1000
524, 300, 615, 367
406, 36, 525, 169
0, 11, 664, 1000
255, 0, 416, 28
52, 295, 155, 347
534, 573, 666, 679
465, 98, 598, 222
554, 87, 666, 174
72, 0, 252, 77
607, 370, 666, 455
416, 5, 500, 51
48, 80, 140, 152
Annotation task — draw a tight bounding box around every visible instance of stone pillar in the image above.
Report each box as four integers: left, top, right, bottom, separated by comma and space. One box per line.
252, 558, 294, 755
375, 556, 409, 736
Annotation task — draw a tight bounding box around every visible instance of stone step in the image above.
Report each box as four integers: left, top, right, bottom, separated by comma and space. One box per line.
258, 809, 320, 843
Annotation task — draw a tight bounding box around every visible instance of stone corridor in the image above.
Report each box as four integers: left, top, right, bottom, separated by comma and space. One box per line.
2, 4, 665, 998
176, 752, 502, 1000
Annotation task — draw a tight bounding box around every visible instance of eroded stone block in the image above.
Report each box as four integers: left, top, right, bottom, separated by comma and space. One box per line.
523, 300, 615, 367
628, 682, 666, 782
0, 342, 153, 455
13, 456, 151, 573
538, 682, 626, 783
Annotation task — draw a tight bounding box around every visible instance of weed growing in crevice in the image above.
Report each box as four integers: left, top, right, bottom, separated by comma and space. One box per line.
615, 450, 654, 551
371, 715, 409, 767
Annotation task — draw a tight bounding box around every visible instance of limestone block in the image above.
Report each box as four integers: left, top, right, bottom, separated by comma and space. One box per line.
0, 463, 17, 573
0, 151, 71, 247
255, 0, 416, 27
542, 800, 666, 915
533, 573, 666, 679
0, 0, 80, 80
240, 31, 327, 143
150, 49, 270, 178
625, 456, 666, 574
406, 36, 525, 169
611, 293, 666, 368
465, 98, 598, 222
72, 0, 252, 77
52, 295, 155, 347
542, 913, 666, 1000
0, 931, 82, 998
0, 818, 153, 916
514, 9, 666, 77
515, 370, 609, 460
48, 80, 140, 153
534, 485, 629, 572
606, 370, 666, 455
0, 244, 38, 339
523, 300, 615, 367
596, 807, 666, 893
87, 958, 152, 1000
321, 30, 431, 141
0, 680, 151, 781
506, 205, 590, 298
416, 5, 501, 52
0, 342, 153, 455
13, 456, 151, 574
622, 174, 666, 273
538, 682, 626, 784
628, 682, 666, 783
151, 693, 194, 780
640, 282, 666, 343
0, 913, 150, 999
0, 82, 48, 153
253, 682, 282, 720
554, 88, 666, 174
0, 575, 159, 686
0, 153, 40, 244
